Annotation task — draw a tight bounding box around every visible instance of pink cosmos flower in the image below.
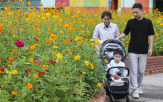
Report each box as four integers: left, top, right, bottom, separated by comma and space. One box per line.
34, 60, 41, 63
4, 65, 8, 68
15, 40, 24, 47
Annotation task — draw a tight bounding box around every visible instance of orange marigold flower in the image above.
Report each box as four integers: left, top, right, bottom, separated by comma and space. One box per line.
36, 28, 40, 32
0, 26, 3, 32
65, 39, 72, 43
42, 64, 48, 70
27, 2, 31, 5
27, 83, 34, 89
104, 59, 108, 63
77, 42, 81, 46
8, 57, 14, 61
11, 49, 17, 53
33, 74, 39, 78
5, 6, 11, 11
49, 34, 57, 40
11, 91, 19, 95
39, 3, 43, 6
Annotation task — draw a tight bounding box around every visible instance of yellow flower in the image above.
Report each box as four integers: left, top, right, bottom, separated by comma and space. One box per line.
97, 83, 102, 88
52, 52, 56, 54
82, 72, 86, 74
33, 74, 39, 78
13, 70, 18, 74
85, 60, 89, 66
8, 64, 12, 67
30, 45, 36, 49
42, 64, 48, 70
96, 40, 102, 46
90, 63, 94, 69
91, 43, 95, 48
11, 91, 19, 95
107, 52, 110, 55
30, 58, 34, 64
53, 45, 58, 49
6, 71, 12, 74
28, 52, 33, 55
27, 83, 34, 89
42, 17, 45, 20
79, 89, 82, 93
107, 38, 110, 40
56, 53, 63, 59
46, 13, 50, 17
75, 55, 80, 60
19, 0, 22, 2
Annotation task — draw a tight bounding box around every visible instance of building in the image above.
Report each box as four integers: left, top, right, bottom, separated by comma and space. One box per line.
0, 0, 163, 13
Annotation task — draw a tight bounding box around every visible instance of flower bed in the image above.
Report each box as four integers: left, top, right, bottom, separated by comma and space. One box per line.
0, 1, 163, 101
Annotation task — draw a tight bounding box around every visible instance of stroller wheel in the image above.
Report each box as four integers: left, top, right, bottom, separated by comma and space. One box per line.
109, 95, 114, 102
126, 95, 130, 102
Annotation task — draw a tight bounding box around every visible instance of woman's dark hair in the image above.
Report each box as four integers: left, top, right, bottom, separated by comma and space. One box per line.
101, 11, 112, 19
132, 3, 143, 10
113, 49, 123, 56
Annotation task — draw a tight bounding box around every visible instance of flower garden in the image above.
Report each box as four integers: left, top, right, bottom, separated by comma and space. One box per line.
0, 1, 163, 102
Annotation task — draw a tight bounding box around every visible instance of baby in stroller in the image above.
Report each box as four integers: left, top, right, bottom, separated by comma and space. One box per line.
100, 39, 130, 102
105, 49, 129, 81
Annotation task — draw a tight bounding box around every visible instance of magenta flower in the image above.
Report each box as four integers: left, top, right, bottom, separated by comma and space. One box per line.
15, 40, 24, 47
26, 38, 30, 40
4, 65, 8, 68
34, 60, 41, 63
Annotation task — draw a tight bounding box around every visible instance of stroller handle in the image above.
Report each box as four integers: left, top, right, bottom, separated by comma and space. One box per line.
106, 66, 130, 76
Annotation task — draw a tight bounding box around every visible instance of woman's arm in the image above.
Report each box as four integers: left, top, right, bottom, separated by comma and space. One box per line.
92, 25, 103, 44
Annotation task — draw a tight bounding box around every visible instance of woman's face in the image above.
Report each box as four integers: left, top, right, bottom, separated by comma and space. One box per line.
102, 16, 111, 26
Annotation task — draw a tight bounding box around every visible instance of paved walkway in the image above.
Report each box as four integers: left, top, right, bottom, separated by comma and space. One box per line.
112, 73, 163, 102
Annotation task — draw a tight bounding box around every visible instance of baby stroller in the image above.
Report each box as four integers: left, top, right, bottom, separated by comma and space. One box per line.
99, 39, 130, 102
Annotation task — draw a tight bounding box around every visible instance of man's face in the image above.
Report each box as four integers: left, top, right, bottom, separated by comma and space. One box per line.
132, 8, 143, 20
113, 54, 122, 63
102, 16, 110, 26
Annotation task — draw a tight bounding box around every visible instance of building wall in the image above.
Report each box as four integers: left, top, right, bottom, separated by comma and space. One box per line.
0, 0, 155, 13
118, 0, 154, 13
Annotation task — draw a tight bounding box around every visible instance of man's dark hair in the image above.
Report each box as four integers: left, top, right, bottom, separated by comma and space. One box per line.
132, 3, 143, 10
101, 11, 112, 19
114, 49, 123, 56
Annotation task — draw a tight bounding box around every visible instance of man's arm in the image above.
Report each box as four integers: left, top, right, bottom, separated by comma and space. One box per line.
115, 32, 127, 40
148, 35, 154, 56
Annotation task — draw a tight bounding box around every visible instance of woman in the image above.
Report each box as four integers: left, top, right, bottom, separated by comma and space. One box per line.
93, 11, 120, 54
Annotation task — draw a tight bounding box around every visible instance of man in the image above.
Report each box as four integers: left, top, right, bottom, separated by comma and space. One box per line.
115, 3, 155, 99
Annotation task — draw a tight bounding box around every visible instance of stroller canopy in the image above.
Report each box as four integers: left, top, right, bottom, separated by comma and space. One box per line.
100, 40, 127, 65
